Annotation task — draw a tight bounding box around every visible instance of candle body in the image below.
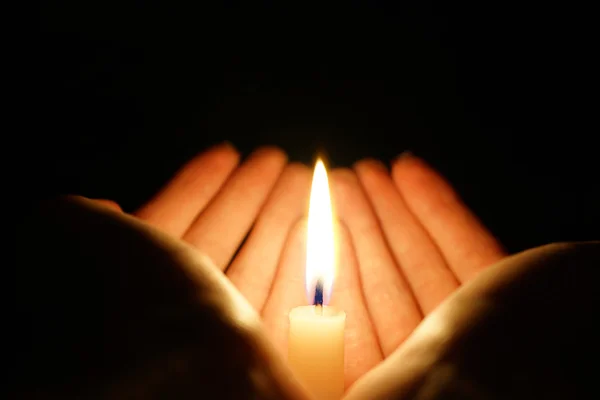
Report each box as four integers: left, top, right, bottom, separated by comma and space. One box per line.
288, 306, 346, 400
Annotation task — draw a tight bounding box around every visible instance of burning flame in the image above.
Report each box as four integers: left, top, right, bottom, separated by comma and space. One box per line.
305, 158, 336, 305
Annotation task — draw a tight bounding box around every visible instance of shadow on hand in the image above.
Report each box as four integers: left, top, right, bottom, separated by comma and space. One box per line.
13, 197, 305, 399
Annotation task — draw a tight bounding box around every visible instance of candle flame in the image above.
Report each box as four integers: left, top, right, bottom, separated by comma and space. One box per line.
306, 158, 336, 305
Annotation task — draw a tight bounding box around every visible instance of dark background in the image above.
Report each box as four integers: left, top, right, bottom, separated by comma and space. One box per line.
29, 2, 597, 253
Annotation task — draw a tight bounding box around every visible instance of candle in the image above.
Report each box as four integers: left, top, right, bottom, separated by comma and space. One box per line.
288, 159, 346, 400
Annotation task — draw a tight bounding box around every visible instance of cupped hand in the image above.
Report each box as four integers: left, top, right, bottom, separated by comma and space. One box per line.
94, 146, 507, 392
15, 196, 310, 399
218, 152, 596, 399
226, 152, 507, 391
344, 241, 599, 400
96, 142, 289, 271
19, 144, 596, 399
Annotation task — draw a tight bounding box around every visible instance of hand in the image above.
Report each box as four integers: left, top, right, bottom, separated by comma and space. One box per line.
15, 145, 596, 399
14, 196, 310, 399
30, 146, 507, 396
344, 241, 599, 400
114, 145, 507, 389
223, 153, 596, 399
224, 153, 507, 389
95, 142, 290, 272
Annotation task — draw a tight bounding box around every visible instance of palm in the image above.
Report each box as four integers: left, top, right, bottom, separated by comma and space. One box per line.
103, 143, 506, 391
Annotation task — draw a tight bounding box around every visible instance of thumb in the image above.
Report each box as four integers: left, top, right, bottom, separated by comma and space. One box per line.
345, 241, 600, 400
13, 196, 309, 400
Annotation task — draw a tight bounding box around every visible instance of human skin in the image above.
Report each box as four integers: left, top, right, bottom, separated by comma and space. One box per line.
119, 143, 506, 388
14, 144, 597, 398
14, 196, 311, 399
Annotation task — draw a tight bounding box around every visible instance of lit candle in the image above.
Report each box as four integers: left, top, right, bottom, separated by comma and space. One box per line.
288, 159, 346, 400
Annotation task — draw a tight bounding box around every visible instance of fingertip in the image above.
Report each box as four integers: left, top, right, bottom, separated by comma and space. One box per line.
391, 151, 459, 215
330, 169, 361, 210
392, 150, 415, 163
243, 146, 289, 178
353, 158, 388, 175
391, 154, 454, 200
354, 159, 391, 194
355, 160, 397, 205
183, 145, 289, 270
249, 146, 288, 165
219, 140, 236, 151
391, 152, 435, 181
209, 141, 242, 166
184, 142, 241, 174
392, 153, 506, 281
392, 151, 422, 174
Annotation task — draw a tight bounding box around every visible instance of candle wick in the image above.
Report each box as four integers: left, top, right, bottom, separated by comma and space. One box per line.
314, 279, 324, 309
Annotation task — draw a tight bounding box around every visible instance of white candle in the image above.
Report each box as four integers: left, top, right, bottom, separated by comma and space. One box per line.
289, 305, 346, 399
288, 159, 346, 400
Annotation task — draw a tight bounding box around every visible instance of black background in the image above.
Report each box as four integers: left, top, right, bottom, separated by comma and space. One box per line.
29, 2, 597, 253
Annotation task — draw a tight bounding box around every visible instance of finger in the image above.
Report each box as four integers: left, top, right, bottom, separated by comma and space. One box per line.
354, 160, 460, 314
227, 163, 312, 312
183, 147, 287, 270
261, 220, 383, 390
21, 196, 311, 400
135, 142, 240, 237
392, 154, 506, 283
330, 221, 384, 389
330, 169, 422, 356
344, 242, 600, 400
260, 221, 307, 362
89, 198, 122, 212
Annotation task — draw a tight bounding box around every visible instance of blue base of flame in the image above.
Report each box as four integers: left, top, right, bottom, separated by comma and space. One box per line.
313, 279, 324, 306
